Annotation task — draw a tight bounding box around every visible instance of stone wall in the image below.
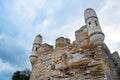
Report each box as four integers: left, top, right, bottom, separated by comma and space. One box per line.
30, 36, 120, 80
29, 8, 120, 80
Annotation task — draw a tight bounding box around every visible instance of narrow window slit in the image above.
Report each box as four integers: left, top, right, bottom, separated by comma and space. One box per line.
95, 21, 98, 26
89, 22, 92, 28
35, 47, 37, 51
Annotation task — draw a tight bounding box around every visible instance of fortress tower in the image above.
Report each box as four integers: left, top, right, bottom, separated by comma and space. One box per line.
29, 34, 42, 65
29, 8, 120, 80
84, 8, 104, 43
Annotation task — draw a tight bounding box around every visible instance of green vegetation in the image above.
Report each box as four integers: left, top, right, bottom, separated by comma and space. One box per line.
12, 69, 30, 80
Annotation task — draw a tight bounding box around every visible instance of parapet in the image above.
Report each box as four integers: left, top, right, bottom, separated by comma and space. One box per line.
42, 43, 53, 49
55, 37, 70, 48
39, 43, 53, 53
75, 25, 88, 42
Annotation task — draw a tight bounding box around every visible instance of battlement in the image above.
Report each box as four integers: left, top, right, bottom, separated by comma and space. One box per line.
55, 37, 70, 48
75, 25, 88, 42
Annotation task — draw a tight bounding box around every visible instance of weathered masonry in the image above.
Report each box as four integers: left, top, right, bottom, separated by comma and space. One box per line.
29, 8, 120, 80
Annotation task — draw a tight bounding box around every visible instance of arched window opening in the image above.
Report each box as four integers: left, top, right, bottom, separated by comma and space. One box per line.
35, 47, 37, 51
95, 21, 98, 26
89, 22, 92, 28
89, 22, 91, 25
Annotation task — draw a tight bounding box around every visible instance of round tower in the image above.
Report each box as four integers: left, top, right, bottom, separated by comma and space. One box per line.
84, 8, 104, 43
29, 34, 42, 65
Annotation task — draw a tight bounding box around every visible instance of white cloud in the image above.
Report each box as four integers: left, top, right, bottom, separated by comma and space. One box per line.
0, 34, 6, 40
0, 59, 14, 72
10, 0, 46, 24
100, 0, 120, 12
98, 0, 120, 53
0, 58, 26, 80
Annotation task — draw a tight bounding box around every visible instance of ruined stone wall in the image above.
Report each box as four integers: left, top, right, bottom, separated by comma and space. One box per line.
30, 30, 120, 80
29, 8, 120, 80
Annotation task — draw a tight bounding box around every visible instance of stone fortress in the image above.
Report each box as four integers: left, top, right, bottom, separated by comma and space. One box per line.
29, 8, 120, 80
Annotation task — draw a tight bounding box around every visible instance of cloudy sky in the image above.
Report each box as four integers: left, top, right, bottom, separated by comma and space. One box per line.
0, 0, 120, 80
